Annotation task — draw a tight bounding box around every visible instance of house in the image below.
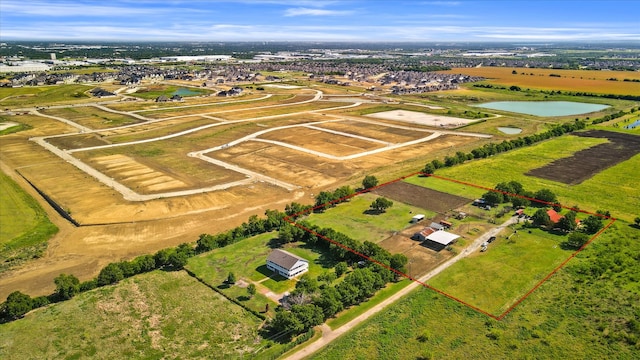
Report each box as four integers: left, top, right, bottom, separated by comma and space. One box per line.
424, 230, 460, 251
411, 214, 425, 223
429, 222, 445, 231
155, 95, 169, 102
547, 209, 562, 224
266, 249, 309, 279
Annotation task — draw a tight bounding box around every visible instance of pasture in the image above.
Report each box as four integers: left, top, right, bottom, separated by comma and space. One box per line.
0, 84, 94, 107
40, 106, 143, 129
0, 170, 58, 272
0, 270, 280, 359
428, 227, 571, 315
305, 193, 436, 244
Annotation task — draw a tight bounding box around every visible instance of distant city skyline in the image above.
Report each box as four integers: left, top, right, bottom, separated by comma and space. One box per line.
1, 0, 639, 42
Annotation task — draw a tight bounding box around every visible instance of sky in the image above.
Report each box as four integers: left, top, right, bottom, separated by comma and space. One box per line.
1, 0, 639, 42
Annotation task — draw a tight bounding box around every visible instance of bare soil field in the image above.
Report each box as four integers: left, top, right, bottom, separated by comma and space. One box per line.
527, 130, 640, 184
207, 141, 352, 188
40, 106, 143, 129
257, 126, 384, 156
373, 181, 472, 214
47, 133, 110, 150
218, 101, 345, 121
312, 120, 428, 143
440, 67, 640, 95
378, 227, 453, 278
367, 110, 476, 128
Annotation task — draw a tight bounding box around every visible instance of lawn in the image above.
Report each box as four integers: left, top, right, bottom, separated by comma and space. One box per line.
0, 170, 58, 272
186, 232, 334, 315
428, 227, 572, 315
430, 134, 640, 222
311, 222, 640, 360
306, 193, 436, 244
0, 270, 279, 359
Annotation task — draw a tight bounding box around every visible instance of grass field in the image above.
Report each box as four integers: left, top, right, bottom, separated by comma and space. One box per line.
186, 232, 334, 315
0, 85, 94, 107
428, 227, 572, 315
305, 193, 436, 243
0, 170, 58, 272
128, 84, 211, 100
440, 67, 640, 96
429, 135, 639, 222
40, 106, 143, 129
0, 270, 280, 359
312, 221, 640, 360
404, 175, 486, 200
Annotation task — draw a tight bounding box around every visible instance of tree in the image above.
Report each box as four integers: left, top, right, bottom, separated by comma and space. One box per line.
2, 291, 33, 320
582, 215, 604, 234
635, 217, 640, 227
226, 272, 236, 285
370, 197, 393, 213
167, 250, 188, 269
567, 232, 589, 248
335, 262, 348, 277
532, 208, 552, 227
533, 189, 558, 205
315, 287, 343, 318
270, 308, 303, 339
422, 162, 435, 175
54, 273, 80, 300
482, 190, 503, 205
314, 191, 336, 211
362, 175, 378, 190
295, 274, 319, 294
247, 284, 256, 298
290, 304, 324, 330
557, 211, 578, 232
334, 186, 355, 202
97, 263, 124, 286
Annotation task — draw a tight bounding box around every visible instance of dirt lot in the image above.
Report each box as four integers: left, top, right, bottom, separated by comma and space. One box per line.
257, 126, 384, 157
527, 130, 640, 184
378, 223, 454, 278
312, 120, 428, 143
373, 181, 472, 214
367, 110, 476, 128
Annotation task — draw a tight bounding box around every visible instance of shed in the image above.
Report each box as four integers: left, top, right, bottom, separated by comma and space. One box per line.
414, 227, 436, 241
429, 222, 445, 231
411, 214, 425, 223
439, 220, 453, 229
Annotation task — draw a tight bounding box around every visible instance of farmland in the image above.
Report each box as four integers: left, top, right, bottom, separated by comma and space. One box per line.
440, 67, 640, 96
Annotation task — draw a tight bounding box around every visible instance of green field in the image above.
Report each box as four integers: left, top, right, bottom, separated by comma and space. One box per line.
426, 134, 639, 222
404, 175, 486, 200
0, 85, 93, 107
0, 171, 57, 272
305, 193, 436, 243
428, 227, 572, 315
312, 221, 640, 359
186, 232, 333, 315
129, 85, 211, 100
0, 270, 279, 359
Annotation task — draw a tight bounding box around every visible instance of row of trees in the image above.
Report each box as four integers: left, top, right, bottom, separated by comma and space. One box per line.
266, 224, 408, 340
422, 120, 587, 175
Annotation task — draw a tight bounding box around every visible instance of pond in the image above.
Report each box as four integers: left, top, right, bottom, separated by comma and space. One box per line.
624, 119, 640, 129
497, 127, 522, 134
476, 101, 609, 117
172, 88, 201, 96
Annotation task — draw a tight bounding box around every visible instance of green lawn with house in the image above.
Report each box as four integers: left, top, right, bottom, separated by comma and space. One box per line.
186, 232, 336, 316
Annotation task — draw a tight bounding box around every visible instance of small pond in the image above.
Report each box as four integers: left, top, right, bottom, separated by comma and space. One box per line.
476, 101, 609, 117
624, 119, 640, 130
497, 127, 522, 134
172, 88, 201, 96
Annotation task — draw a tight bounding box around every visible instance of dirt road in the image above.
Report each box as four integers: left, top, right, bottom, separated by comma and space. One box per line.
284, 215, 518, 360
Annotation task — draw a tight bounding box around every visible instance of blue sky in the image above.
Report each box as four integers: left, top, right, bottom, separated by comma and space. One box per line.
1, 0, 638, 42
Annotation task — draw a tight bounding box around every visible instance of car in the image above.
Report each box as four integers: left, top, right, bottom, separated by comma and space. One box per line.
488, 236, 497, 243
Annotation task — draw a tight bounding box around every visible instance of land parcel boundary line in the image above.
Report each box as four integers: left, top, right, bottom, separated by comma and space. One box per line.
285, 172, 614, 320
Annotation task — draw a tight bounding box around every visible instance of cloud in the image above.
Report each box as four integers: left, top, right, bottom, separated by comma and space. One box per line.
284, 7, 353, 16
0, 0, 186, 17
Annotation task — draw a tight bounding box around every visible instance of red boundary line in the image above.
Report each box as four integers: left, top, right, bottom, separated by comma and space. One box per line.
284, 173, 615, 321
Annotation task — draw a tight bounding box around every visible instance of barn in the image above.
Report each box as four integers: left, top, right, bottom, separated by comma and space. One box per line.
423, 230, 460, 251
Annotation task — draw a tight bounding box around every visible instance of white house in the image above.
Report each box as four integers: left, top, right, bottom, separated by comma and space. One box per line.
411, 214, 425, 223
266, 249, 309, 279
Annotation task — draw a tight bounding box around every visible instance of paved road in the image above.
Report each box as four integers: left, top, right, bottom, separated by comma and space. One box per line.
283, 215, 518, 360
